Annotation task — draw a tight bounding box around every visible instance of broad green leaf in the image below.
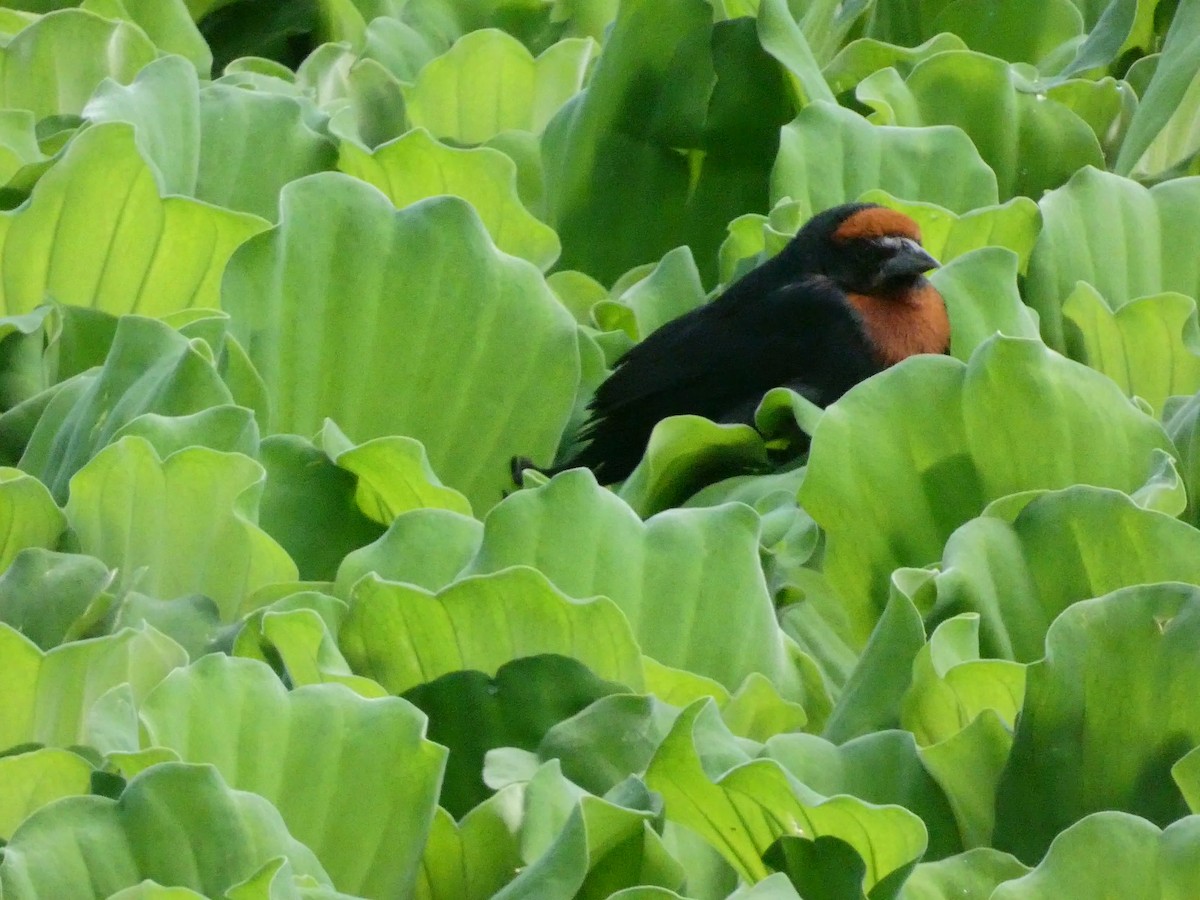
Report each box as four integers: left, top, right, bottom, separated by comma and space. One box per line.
1062, 284, 1200, 416
333, 508, 482, 596
593, 246, 707, 341
1115, 0, 1200, 176
196, 83, 338, 220
468, 470, 808, 701
0, 123, 270, 317
340, 567, 644, 693
66, 438, 298, 620
0, 550, 112, 651
994, 584, 1200, 863
257, 435, 386, 583
755, 0, 836, 106
0, 621, 185, 750
763, 730, 962, 860
415, 793, 523, 900
859, 51, 1103, 201
543, 0, 796, 283
771, 101, 998, 218
0, 747, 93, 840
992, 813, 1200, 898
0, 468, 64, 569
403, 654, 625, 817
931, 0, 1084, 66
897, 849, 1028, 899
405, 30, 595, 142
1023, 167, 1200, 350
140, 655, 446, 898
222, 175, 579, 513
931, 248, 1042, 361
0, 9, 156, 119
645, 701, 927, 889
19, 315, 236, 504
930, 486, 1200, 662
0, 763, 333, 898
801, 337, 1175, 644
1174, 746, 1200, 813
338, 127, 560, 270
295, 43, 408, 149
494, 765, 686, 898
823, 34, 968, 95
318, 419, 472, 521
199, 0, 319, 74
81, 0, 211, 73
1165, 390, 1200, 526
0, 110, 43, 187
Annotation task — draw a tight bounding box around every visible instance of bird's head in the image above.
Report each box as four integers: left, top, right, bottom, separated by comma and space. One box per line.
784, 203, 940, 296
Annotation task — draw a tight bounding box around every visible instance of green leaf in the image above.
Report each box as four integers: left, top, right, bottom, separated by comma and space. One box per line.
800, 337, 1176, 644
1062, 283, 1200, 416
469, 470, 809, 701
0, 9, 156, 119
1023, 166, 1200, 351
994, 584, 1200, 863
140, 654, 446, 898
991, 813, 1200, 898
19, 315, 235, 503
931, 248, 1043, 361
1115, 0, 1200, 176
543, 0, 796, 283
338, 127, 560, 270
0, 468, 64, 569
897, 849, 1028, 899
859, 51, 1104, 201
644, 701, 927, 889
340, 567, 644, 694
0, 747, 93, 840
823, 34, 968, 95
0, 550, 112, 650
82, 0, 212, 74
257, 435, 386, 583
66, 438, 298, 621
403, 654, 625, 817
931, 0, 1084, 67
771, 101, 998, 218
404, 30, 595, 142
333, 508, 482, 596
414, 794, 524, 900
0, 763, 333, 898
222, 175, 579, 513
0, 621, 185, 750
0, 123, 269, 317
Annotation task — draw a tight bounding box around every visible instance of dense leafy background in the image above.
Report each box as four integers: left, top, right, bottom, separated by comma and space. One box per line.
0, 0, 1199, 897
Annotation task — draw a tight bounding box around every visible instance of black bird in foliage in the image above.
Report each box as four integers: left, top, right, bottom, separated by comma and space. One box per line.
514, 202, 949, 486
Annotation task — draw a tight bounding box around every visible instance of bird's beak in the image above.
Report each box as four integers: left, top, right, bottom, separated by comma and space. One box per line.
878, 240, 940, 283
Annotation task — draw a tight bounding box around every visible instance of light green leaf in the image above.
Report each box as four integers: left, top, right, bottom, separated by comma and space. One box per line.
645, 701, 927, 888
1062, 284, 1200, 416
931, 248, 1043, 361
931, 0, 1084, 66
0, 764, 333, 898
405, 30, 595, 143
0, 468, 65, 569
771, 101, 998, 218
19, 315, 236, 504
338, 127, 560, 269
414, 795, 523, 900
897, 848, 1028, 899
222, 175, 579, 513
468, 470, 808, 701
1023, 166, 1200, 350
0, 123, 270, 317
994, 584, 1200, 863
992, 813, 1200, 898
0, 748, 93, 841
0, 9, 156, 119
823, 33, 968, 95
800, 337, 1175, 644
333, 508, 482, 596
66, 438, 298, 620
0, 550, 112, 650
340, 567, 644, 694
0, 110, 44, 187
140, 655, 446, 899
0, 621, 185, 750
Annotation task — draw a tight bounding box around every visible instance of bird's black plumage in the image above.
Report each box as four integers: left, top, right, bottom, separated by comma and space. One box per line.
515, 202, 946, 485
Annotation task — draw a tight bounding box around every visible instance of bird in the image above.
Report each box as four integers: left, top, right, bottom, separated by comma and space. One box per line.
514, 202, 949, 486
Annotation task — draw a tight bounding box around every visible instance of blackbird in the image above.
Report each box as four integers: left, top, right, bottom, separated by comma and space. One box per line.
515, 202, 949, 485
